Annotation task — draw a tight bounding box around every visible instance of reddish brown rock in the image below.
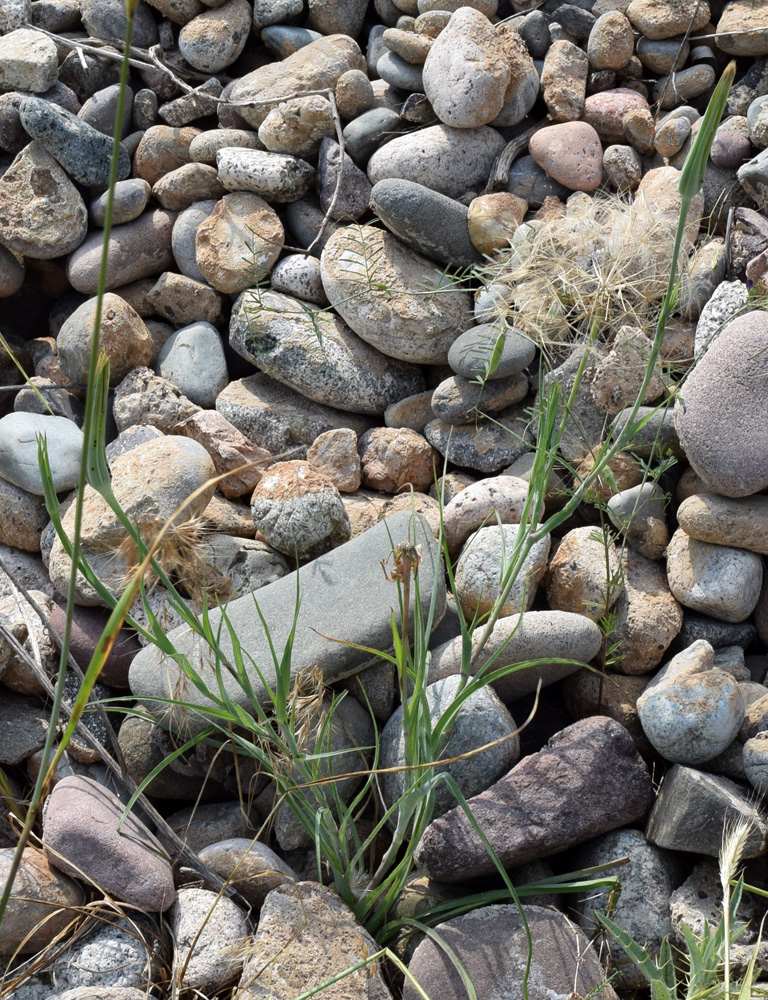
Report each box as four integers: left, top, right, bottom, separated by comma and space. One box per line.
306, 428, 361, 493
358, 427, 438, 494
173, 409, 272, 499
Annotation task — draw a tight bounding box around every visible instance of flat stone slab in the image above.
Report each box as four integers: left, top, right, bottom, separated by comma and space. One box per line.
129, 511, 444, 733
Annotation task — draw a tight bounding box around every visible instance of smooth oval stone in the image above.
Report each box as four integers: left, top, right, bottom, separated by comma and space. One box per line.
42, 775, 175, 911
178, 0, 252, 74
78, 82, 133, 137
230, 289, 425, 415
172, 198, 216, 281
320, 224, 473, 364
58, 292, 154, 386
66, 209, 176, 294
270, 253, 328, 305
261, 25, 324, 57
80, 0, 159, 47
342, 107, 402, 165
431, 372, 528, 424
0, 412, 83, 495
157, 321, 229, 408
367, 123, 506, 199
455, 522, 550, 618
528, 120, 603, 191
20, 96, 131, 188
198, 838, 296, 908
448, 324, 536, 381
0, 244, 24, 297
0, 141, 87, 258
425, 408, 533, 473
370, 178, 482, 268
89, 178, 151, 227
376, 50, 424, 91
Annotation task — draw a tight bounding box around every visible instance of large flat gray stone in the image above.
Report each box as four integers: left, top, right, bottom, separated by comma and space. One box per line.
129, 511, 444, 734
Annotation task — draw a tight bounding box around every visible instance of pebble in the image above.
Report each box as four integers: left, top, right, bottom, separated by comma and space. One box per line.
171, 199, 216, 282
370, 178, 482, 268
667, 527, 764, 623
383, 27, 432, 63
0, 29, 59, 93
177, 0, 251, 74
358, 426, 437, 493
675, 311, 768, 496
90, 179, 152, 227
367, 123, 505, 200
270, 253, 328, 305
677, 493, 768, 556
42, 775, 175, 911
583, 87, 650, 142
541, 40, 589, 121
655, 64, 716, 110
627, 0, 711, 38
529, 121, 603, 192
258, 95, 335, 160
198, 839, 296, 908
134, 125, 200, 188
546, 524, 622, 620
195, 191, 283, 293
80, 0, 158, 47
157, 322, 229, 408
607, 481, 669, 559
334, 68, 375, 119
306, 427, 362, 492
377, 49, 424, 91
320, 224, 473, 364
454, 523, 550, 618
466, 191, 527, 255
425, 407, 533, 473
694, 279, 749, 359
0, 412, 84, 496
190, 129, 262, 166
343, 107, 402, 165
447, 324, 535, 382
146, 271, 227, 328
587, 11, 635, 70
216, 147, 315, 203
415, 716, 652, 880
716, 0, 768, 56
171, 888, 248, 994
152, 162, 225, 211
316, 138, 372, 220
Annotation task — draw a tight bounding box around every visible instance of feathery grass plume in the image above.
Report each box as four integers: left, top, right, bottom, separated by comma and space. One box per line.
720, 815, 754, 1000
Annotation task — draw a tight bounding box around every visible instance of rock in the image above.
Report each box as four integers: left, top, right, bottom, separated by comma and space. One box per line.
0, 142, 87, 259
717, 0, 768, 55
0, 848, 84, 957
370, 178, 483, 268
129, 511, 444, 734
252, 0, 304, 30
381, 675, 520, 821
610, 548, 683, 674
441, 475, 528, 557
230, 288, 425, 415
250, 460, 351, 560
383, 27, 432, 64
655, 65, 716, 110
178, 0, 251, 73
0, 412, 83, 496
637, 640, 745, 764
42, 775, 175, 911
145, 271, 226, 328
603, 143, 643, 189
613, 404, 683, 459
414, 716, 653, 880
492, 22, 539, 127
606, 482, 670, 560
666, 527, 763, 623
156, 322, 228, 408
305, 429, 361, 492
447, 324, 536, 382
590, 325, 666, 415
134, 125, 200, 188
170, 888, 248, 993
367, 123, 505, 200
0, 478, 49, 552
677, 493, 768, 556
20, 97, 131, 189
583, 87, 650, 143
271, 254, 328, 305
67, 209, 176, 295
113, 367, 200, 434
343, 107, 402, 165
80, 0, 157, 46
320, 225, 473, 364
173, 409, 270, 500
0, 691, 48, 763
695, 281, 751, 361
466, 192, 527, 255
454, 523, 550, 619
424, 409, 533, 473
377, 50, 424, 90
152, 162, 225, 211
237, 882, 391, 999
541, 40, 588, 121
228, 35, 366, 130
190, 129, 262, 166
588, 11, 635, 70
216, 373, 372, 458
217, 147, 315, 203
171, 199, 216, 282
259, 95, 335, 160
198, 839, 296, 909
58, 293, 154, 387
743, 732, 768, 792
627, 0, 710, 38
563, 669, 650, 752
90, 179, 151, 227
0, 0, 31, 33
428, 609, 602, 702
546, 525, 621, 621
422, 7, 510, 128
357, 427, 437, 493
529, 122, 603, 192
539, 346, 607, 463
0, 29, 58, 93
404, 904, 616, 1000
645, 763, 768, 857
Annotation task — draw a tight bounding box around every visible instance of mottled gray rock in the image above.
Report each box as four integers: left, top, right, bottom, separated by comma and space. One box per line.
317, 138, 372, 221
171, 888, 248, 994
0, 412, 83, 496
646, 764, 768, 857
429, 610, 602, 702
414, 716, 653, 881
90, 179, 151, 227
129, 511, 445, 734
230, 288, 425, 414
425, 408, 533, 473
270, 254, 328, 305
217, 147, 315, 202
80, 0, 158, 47
370, 178, 482, 268
448, 324, 536, 381
156, 322, 228, 408
113, 367, 200, 435
607, 482, 669, 560
694, 279, 750, 359
0, 29, 58, 93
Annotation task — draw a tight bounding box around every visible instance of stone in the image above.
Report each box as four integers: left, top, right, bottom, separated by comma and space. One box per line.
377, 50, 424, 91
343, 107, 402, 165
170, 889, 248, 994
90, 179, 151, 227
0, 142, 87, 259
666, 527, 763, 623
58, 293, 154, 387
381, 675, 520, 821
259, 95, 335, 160
0, 0, 31, 33
606, 482, 669, 560
428, 609, 602, 703
382, 27, 432, 63
79, 82, 133, 137
334, 69, 375, 120
250, 460, 351, 561
197, 839, 296, 908
178, 0, 251, 73
146, 271, 227, 328
113, 367, 200, 435
466, 192, 527, 256
192, 535, 290, 603
404, 904, 615, 1000
717, 0, 768, 56
529, 122, 603, 192
678, 238, 728, 320
66, 210, 176, 295
627, 0, 710, 38
133, 126, 201, 188
588, 11, 635, 70
252, 0, 304, 29
637, 640, 745, 764
448, 324, 536, 382
414, 716, 653, 880
636, 36, 689, 73
358, 427, 437, 493
190, 130, 262, 166
563, 670, 650, 752
228, 35, 366, 129
541, 40, 588, 121
367, 123, 505, 200
129, 511, 444, 733
42, 775, 175, 911
320, 225, 473, 364
0, 848, 84, 957
454, 523, 550, 618
546, 525, 621, 621
645, 763, 768, 857
694, 280, 750, 359
424, 409, 533, 474
216, 373, 372, 459
152, 162, 225, 211
370, 178, 483, 268
19, 97, 131, 189
0, 478, 49, 552
0, 412, 83, 496
441, 475, 529, 557
590, 325, 666, 415
236, 882, 391, 1000
678, 493, 768, 556
173, 410, 271, 499
171, 199, 216, 282
613, 405, 683, 460
583, 88, 650, 143
157, 322, 229, 408
492, 23, 540, 128
80, 0, 158, 46
743, 732, 768, 793
0, 29, 58, 93
230, 288, 426, 415
317, 138, 372, 221
422, 7, 510, 128
270, 254, 328, 306
611, 548, 683, 674
603, 143, 643, 189
216, 147, 316, 203
163, 801, 261, 855
0, 691, 48, 763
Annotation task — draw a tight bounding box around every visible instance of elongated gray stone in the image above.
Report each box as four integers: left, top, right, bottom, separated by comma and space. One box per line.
129, 511, 445, 734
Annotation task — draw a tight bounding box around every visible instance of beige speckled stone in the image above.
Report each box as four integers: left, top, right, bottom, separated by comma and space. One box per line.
467, 192, 527, 255
195, 192, 284, 294
611, 548, 683, 675
307, 428, 361, 493
57, 293, 154, 387
546, 525, 622, 621
258, 95, 336, 159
